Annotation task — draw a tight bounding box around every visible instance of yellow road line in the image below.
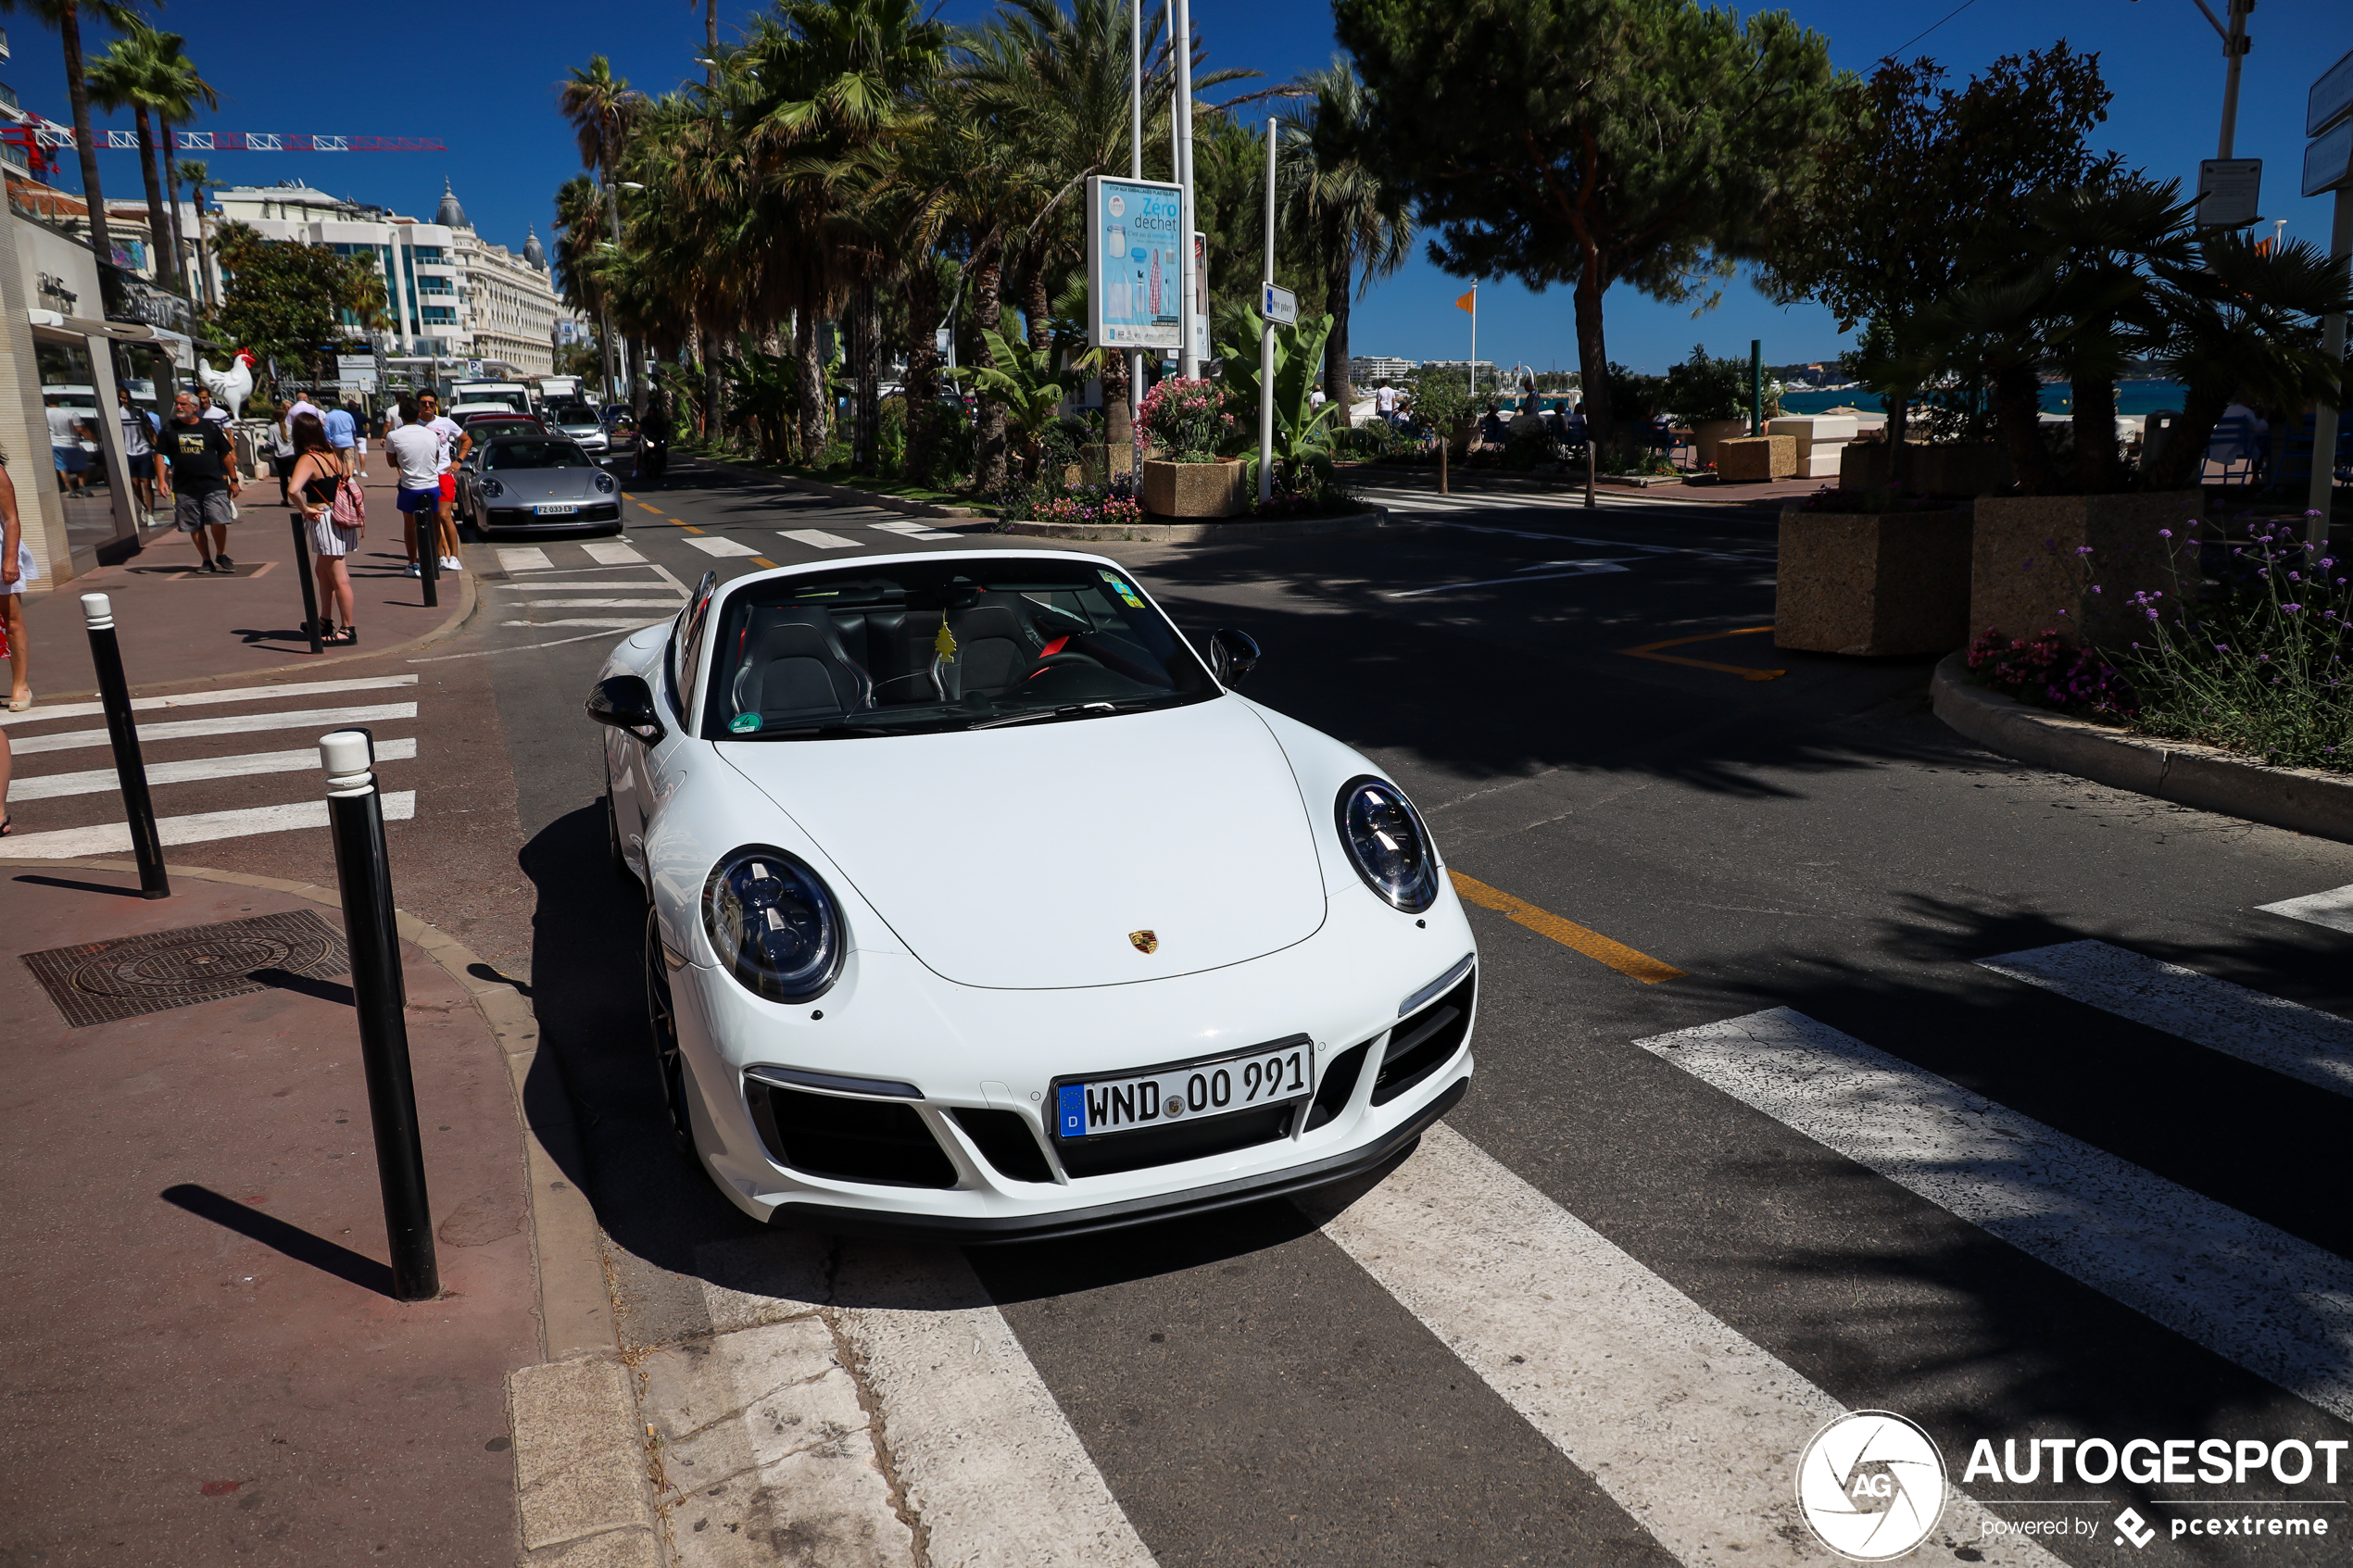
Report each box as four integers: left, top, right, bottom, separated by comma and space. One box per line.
1619, 625, 1783, 682
749, 557, 777, 569
1449, 871, 1686, 985
635, 501, 663, 514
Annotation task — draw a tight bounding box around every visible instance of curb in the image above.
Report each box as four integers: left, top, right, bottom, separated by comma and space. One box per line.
1929, 651, 2353, 844
1000, 507, 1390, 545
679, 450, 983, 521
0, 856, 660, 1567
13, 552, 482, 708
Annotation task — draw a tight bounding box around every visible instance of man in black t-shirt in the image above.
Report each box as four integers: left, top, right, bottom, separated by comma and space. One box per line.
159, 391, 245, 571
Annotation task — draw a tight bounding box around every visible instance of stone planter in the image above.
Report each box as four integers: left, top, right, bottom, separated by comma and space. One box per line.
1141, 458, 1247, 519
1775, 508, 1972, 656
1839, 441, 2013, 495
1767, 415, 1859, 481
1717, 434, 1797, 483
1691, 418, 1748, 470
1969, 490, 2203, 652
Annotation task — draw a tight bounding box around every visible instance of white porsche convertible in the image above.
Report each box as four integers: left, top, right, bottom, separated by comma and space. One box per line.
588, 549, 1477, 1241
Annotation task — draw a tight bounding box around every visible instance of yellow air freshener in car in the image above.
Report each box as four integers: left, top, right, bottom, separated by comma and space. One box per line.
934, 622, 958, 662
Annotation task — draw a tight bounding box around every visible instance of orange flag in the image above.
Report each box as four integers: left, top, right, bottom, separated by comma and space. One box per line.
1455, 289, 1476, 312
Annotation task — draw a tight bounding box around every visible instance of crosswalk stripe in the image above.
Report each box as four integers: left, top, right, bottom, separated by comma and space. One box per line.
497, 546, 555, 572
1976, 940, 2353, 1098
0, 790, 418, 858
12, 737, 419, 801
689, 1237, 1157, 1566
1636, 1007, 2353, 1424
1311, 1123, 2060, 1568
780, 528, 861, 549
499, 618, 663, 630
0, 674, 418, 729
871, 520, 955, 540
2258, 884, 2353, 936
510, 598, 684, 609
12, 702, 420, 757
684, 536, 761, 558
583, 540, 647, 565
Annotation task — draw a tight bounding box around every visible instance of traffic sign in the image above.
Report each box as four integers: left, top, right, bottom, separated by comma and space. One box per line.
2308, 46, 2353, 138
1262, 282, 1297, 325
2195, 158, 2261, 227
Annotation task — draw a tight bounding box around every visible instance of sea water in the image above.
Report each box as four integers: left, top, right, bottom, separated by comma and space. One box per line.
1780, 383, 2191, 418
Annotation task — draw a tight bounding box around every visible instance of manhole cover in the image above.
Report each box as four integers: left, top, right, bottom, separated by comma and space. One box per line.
21, 909, 350, 1027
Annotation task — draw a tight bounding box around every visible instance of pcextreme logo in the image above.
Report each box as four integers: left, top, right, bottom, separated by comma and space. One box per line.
1796, 1411, 1949, 1562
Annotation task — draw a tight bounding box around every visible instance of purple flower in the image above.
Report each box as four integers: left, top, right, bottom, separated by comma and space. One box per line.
2216, 645, 2230, 653
2284, 604, 2303, 612
2076, 546, 2094, 556
2093, 585, 2103, 595
2159, 529, 2173, 539
2146, 608, 2159, 620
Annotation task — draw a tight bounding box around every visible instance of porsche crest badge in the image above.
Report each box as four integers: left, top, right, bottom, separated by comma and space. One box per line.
1127, 930, 1159, 955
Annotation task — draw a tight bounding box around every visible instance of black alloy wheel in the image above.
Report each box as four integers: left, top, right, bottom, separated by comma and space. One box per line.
645, 907, 694, 1151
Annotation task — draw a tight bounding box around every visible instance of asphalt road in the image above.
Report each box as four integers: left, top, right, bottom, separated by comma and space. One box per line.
468, 454, 2353, 1567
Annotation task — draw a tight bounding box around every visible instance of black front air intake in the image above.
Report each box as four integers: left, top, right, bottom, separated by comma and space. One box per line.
948, 1108, 1054, 1184
749, 1084, 958, 1188
1372, 971, 1475, 1106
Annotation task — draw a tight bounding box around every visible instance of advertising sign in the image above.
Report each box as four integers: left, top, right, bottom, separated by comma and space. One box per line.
1087, 176, 1183, 350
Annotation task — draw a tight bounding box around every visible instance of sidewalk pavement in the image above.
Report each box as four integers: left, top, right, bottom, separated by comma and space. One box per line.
0, 858, 653, 1566
6, 470, 474, 707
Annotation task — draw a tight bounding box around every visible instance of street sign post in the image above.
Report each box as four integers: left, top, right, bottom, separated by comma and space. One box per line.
1262, 282, 1297, 326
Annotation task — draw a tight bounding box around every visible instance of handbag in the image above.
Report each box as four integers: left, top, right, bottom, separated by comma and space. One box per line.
331, 476, 366, 528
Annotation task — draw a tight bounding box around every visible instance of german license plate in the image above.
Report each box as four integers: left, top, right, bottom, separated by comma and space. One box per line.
1053, 1035, 1313, 1139
536, 503, 577, 515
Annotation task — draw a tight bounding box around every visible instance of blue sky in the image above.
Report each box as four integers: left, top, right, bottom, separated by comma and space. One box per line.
6, 0, 2347, 373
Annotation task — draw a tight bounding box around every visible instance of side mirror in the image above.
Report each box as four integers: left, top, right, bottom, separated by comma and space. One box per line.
587, 674, 667, 745
1209, 628, 1261, 686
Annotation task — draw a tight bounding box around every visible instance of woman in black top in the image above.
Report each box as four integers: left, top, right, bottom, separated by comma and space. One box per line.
287, 412, 360, 646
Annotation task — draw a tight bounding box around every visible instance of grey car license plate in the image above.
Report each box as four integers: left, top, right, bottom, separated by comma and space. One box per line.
1053, 1035, 1313, 1139
535, 503, 578, 516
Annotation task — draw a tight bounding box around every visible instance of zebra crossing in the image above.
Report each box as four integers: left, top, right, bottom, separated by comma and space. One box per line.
647, 897, 2353, 1562
493, 538, 692, 632
0, 673, 422, 859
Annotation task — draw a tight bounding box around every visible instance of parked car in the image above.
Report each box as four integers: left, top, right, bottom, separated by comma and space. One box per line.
587, 550, 1478, 1240
459, 434, 623, 534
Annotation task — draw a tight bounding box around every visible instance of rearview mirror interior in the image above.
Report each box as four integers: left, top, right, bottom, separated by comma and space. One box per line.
1209, 628, 1261, 686
587, 674, 666, 744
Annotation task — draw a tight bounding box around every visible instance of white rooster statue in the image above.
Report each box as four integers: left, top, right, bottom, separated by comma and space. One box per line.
199, 348, 258, 420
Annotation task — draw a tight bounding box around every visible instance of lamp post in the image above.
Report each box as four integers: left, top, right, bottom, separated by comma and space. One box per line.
1259, 119, 1277, 506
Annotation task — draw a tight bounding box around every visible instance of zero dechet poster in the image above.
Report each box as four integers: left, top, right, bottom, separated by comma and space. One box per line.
1088, 176, 1184, 351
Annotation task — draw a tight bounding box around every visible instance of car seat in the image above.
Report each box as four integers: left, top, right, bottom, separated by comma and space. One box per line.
732, 606, 874, 720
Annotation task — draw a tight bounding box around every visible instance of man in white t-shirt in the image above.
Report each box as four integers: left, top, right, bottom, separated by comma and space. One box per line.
384, 395, 443, 577
196, 388, 233, 427
1375, 382, 1399, 427
413, 392, 469, 574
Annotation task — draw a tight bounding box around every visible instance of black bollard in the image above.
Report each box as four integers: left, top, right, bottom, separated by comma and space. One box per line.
319, 728, 439, 1303
80, 593, 169, 899
419, 508, 441, 609
288, 508, 322, 655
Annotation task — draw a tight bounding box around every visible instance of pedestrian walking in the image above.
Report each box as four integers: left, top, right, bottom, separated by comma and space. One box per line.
384, 395, 443, 579
345, 397, 370, 479
196, 387, 233, 427
2, 451, 32, 712
160, 390, 243, 573
322, 398, 359, 479
1376, 381, 1399, 429
414, 392, 467, 575
46, 395, 91, 494
118, 384, 161, 525
287, 412, 361, 646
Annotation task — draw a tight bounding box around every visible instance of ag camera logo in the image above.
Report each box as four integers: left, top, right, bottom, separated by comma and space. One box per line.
1796, 1411, 1948, 1561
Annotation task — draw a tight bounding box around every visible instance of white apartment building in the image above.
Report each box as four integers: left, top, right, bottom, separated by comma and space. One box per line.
1349, 355, 1416, 384
210, 179, 560, 377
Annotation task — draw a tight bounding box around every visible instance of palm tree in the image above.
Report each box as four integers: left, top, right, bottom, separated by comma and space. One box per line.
147, 31, 219, 295
738, 0, 949, 467
1279, 60, 1412, 420
176, 156, 212, 306
85, 23, 178, 291
2, 0, 144, 298
557, 55, 645, 406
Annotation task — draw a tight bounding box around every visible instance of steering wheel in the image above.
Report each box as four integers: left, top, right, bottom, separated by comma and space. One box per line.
1031, 651, 1105, 671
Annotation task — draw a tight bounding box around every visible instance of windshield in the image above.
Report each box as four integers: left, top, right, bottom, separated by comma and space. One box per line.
702, 558, 1215, 740
551, 405, 598, 427
484, 440, 592, 470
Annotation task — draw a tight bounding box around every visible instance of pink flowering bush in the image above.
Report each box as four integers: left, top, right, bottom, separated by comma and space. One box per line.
1136, 378, 1238, 463
1034, 487, 1146, 528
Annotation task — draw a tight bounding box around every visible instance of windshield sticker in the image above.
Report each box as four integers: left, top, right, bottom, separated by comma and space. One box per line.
1098, 571, 1146, 609
729, 711, 762, 734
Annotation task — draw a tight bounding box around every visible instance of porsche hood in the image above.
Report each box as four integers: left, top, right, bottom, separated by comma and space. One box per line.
720, 696, 1328, 988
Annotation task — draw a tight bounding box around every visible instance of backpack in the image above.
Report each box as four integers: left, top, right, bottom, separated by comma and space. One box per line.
331, 476, 367, 528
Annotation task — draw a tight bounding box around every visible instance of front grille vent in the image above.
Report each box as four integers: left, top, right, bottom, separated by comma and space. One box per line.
949, 1108, 1053, 1184
1056, 1102, 1291, 1179
749, 1084, 958, 1188
1372, 971, 1475, 1106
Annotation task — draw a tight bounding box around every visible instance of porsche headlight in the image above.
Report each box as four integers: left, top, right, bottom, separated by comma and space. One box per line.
594, 472, 617, 494
702, 847, 846, 1002
1336, 776, 1441, 912
479, 478, 504, 497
